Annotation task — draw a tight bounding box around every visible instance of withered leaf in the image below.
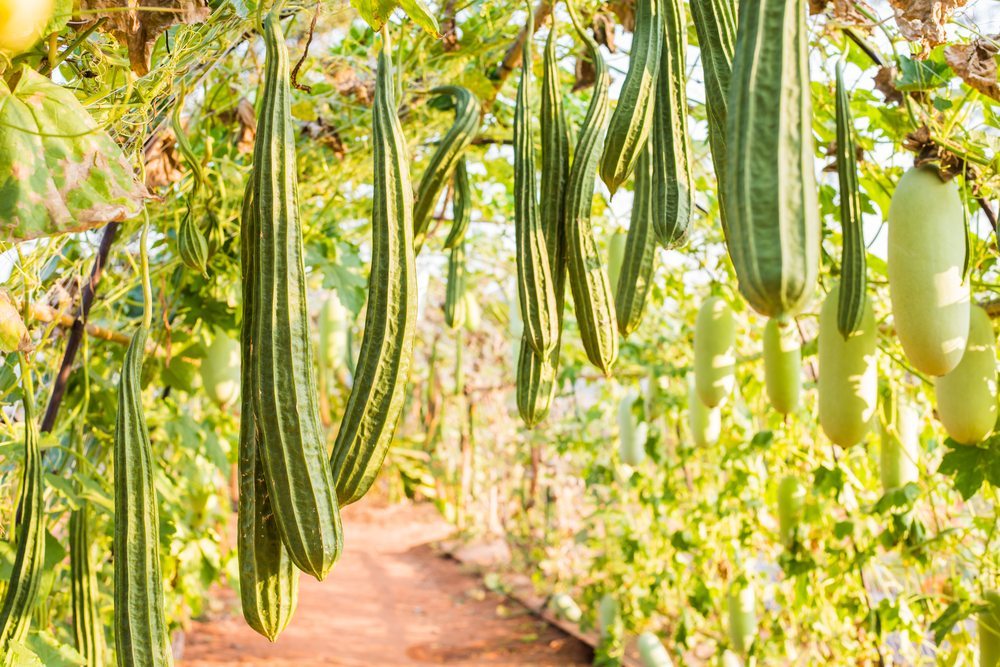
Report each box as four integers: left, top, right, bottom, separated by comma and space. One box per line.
944, 37, 1000, 102
607, 0, 635, 32
888, 0, 969, 56
574, 49, 596, 92
331, 65, 374, 106
874, 66, 904, 104
592, 11, 617, 53
144, 130, 182, 190
77, 0, 212, 76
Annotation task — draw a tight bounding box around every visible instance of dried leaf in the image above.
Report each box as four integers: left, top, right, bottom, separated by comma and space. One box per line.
874, 66, 904, 104
944, 37, 1000, 102
331, 66, 374, 106
232, 98, 257, 155
592, 12, 616, 53
302, 118, 346, 160
574, 49, 596, 92
77, 0, 211, 76
144, 130, 182, 191
888, 0, 969, 56
607, 0, 635, 32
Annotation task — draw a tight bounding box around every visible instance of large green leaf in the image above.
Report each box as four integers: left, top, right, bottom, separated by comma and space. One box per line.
0, 67, 147, 242
351, 0, 440, 37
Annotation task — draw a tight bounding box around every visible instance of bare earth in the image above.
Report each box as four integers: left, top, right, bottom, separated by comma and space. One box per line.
180, 502, 593, 667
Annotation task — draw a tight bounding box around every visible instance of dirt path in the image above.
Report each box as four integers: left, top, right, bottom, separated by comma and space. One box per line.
180, 503, 592, 666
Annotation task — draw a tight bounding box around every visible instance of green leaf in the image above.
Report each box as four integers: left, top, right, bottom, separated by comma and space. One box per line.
26, 630, 86, 666
938, 438, 1000, 499
896, 55, 951, 92
350, 0, 399, 31
398, 0, 442, 37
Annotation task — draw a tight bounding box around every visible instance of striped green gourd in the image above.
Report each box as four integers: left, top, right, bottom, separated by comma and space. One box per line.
238, 177, 299, 641
565, 3, 618, 375
651, 0, 694, 246
0, 359, 46, 658
615, 145, 658, 336
113, 329, 172, 666
835, 60, 866, 338
171, 95, 209, 275
445, 241, 467, 329
599, 0, 662, 194
514, 6, 560, 358
442, 157, 472, 249
516, 20, 571, 427
690, 0, 736, 234
70, 428, 104, 666
330, 27, 418, 506
723, 0, 819, 318
413, 86, 480, 247
247, 13, 342, 579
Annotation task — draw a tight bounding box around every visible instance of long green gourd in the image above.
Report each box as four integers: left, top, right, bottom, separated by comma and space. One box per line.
238, 180, 299, 641
565, 3, 618, 375
651, 0, 694, 246
690, 0, 736, 235
517, 20, 571, 426
599, 0, 662, 194
247, 14, 342, 580
70, 428, 104, 667
444, 241, 467, 329
724, 0, 818, 318
0, 358, 46, 660
330, 27, 418, 506
413, 86, 480, 248
514, 6, 559, 358
835, 60, 866, 338
113, 328, 172, 666
442, 157, 472, 249
614, 145, 657, 336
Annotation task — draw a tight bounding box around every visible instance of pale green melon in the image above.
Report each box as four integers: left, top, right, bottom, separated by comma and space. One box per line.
819, 284, 877, 447
694, 297, 736, 408
887, 166, 970, 376
934, 305, 997, 444
763, 318, 801, 414
201, 332, 240, 409
880, 400, 920, 492
777, 474, 805, 547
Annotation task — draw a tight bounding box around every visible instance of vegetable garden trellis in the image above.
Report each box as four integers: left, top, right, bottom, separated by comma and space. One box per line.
0, 0, 998, 664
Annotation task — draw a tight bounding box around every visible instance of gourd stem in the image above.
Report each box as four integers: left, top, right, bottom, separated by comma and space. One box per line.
140, 211, 152, 332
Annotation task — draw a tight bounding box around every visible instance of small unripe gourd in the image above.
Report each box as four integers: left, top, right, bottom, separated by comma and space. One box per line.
763, 318, 801, 414
637, 632, 674, 667
880, 400, 920, 493
0, 293, 27, 353
887, 166, 970, 376
776, 474, 805, 547
318, 293, 349, 372
597, 593, 618, 637
550, 593, 582, 623
694, 297, 736, 408
819, 284, 877, 447
934, 305, 997, 444
201, 332, 240, 409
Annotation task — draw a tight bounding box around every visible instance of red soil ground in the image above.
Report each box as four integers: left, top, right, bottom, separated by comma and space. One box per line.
179, 502, 592, 666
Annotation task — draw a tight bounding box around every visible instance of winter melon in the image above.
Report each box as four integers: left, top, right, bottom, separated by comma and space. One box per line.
201, 332, 240, 409
934, 305, 997, 444
819, 284, 877, 447
618, 393, 647, 466
727, 579, 756, 656
550, 593, 582, 623
763, 318, 801, 414
318, 292, 349, 372
887, 166, 970, 376
637, 632, 673, 667
688, 375, 721, 447
776, 475, 805, 547
880, 400, 920, 492
598, 593, 618, 637
694, 297, 736, 408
